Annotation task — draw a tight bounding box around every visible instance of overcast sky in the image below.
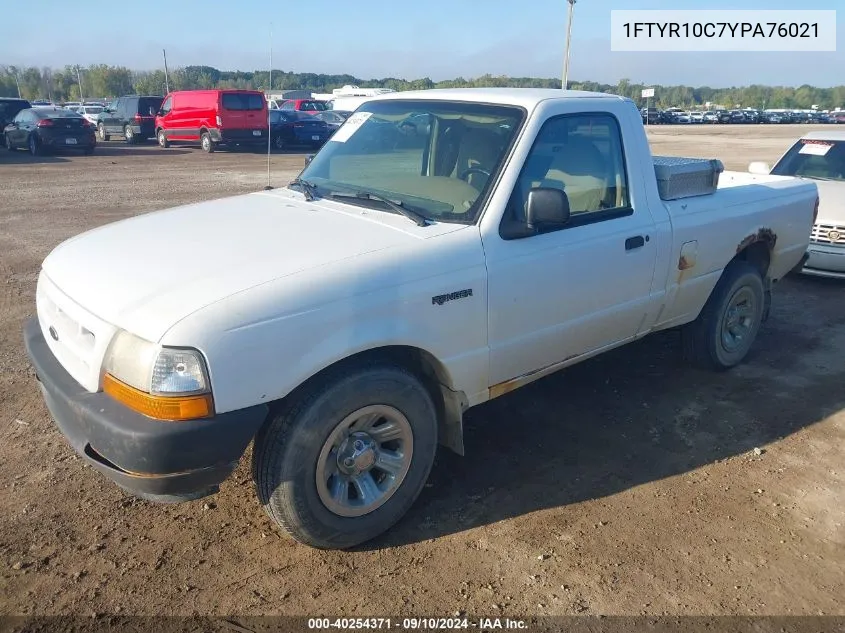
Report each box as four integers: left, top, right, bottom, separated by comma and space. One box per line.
2, 0, 842, 87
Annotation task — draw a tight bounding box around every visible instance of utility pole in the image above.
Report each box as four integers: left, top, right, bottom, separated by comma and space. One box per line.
14, 70, 22, 99
562, 0, 577, 89
76, 65, 85, 103
163, 49, 171, 93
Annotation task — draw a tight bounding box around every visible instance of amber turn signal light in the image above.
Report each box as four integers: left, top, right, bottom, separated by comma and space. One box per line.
103, 373, 213, 421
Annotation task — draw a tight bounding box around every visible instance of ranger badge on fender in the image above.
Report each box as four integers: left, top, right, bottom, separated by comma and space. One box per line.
432, 289, 473, 306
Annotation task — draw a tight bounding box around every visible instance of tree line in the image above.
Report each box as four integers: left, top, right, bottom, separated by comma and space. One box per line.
2, 64, 844, 110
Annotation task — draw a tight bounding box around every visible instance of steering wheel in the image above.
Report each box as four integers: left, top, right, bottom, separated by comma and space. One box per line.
459, 167, 491, 182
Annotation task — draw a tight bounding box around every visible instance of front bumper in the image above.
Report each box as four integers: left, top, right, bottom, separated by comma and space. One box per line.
23, 317, 268, 503
801, 244, 845, 280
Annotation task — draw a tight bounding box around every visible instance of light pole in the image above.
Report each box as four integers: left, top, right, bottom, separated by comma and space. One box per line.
562, 0, 577, 89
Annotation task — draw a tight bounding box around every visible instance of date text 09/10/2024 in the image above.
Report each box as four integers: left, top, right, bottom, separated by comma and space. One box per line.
307, 617, 528, 630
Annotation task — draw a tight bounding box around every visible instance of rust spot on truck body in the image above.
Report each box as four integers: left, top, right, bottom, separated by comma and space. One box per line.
489, 355, 580, 399
737, 228, 777, 254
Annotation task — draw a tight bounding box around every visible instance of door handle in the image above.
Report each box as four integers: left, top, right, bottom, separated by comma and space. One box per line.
625, 235, 646, 250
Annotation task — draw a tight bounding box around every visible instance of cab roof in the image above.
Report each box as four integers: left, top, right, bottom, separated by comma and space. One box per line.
368, 87, 626, 109
801, 130, 845, 142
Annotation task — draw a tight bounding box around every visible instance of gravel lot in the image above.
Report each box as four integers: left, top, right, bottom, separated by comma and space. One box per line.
0, 126, 843, 619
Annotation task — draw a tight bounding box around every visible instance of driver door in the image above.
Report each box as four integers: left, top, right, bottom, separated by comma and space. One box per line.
483, 111, 659, 388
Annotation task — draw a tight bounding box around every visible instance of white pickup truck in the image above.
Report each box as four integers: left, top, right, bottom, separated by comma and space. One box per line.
24, 88, 818, 550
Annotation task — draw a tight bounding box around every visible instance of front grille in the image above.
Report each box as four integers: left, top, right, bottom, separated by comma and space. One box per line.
810, 223, 845, 245
35, 273, 117, 392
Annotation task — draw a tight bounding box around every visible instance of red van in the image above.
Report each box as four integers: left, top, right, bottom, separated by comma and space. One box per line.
154, 89, 268, 153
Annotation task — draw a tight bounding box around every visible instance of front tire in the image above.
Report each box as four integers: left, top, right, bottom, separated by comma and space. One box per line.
4, 134, 14, 151
682, 259, 765, 371
124, 125, 135, 144
157, 129, 169, 148
98, 123, 109, 141
252, 363, 438, 549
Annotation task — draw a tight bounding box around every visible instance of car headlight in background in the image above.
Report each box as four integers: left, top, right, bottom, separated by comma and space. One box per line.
102, 330, 213, 421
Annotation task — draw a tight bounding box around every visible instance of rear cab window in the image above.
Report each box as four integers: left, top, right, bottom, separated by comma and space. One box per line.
138, 97, 163, 115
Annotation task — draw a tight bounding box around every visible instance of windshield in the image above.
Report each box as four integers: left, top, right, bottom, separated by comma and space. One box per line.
771, 139, 845, 181
298, 99, 525, 224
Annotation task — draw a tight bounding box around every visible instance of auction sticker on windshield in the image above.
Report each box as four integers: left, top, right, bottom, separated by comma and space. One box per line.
799, 140, 833, 156
329, 111, 372, 143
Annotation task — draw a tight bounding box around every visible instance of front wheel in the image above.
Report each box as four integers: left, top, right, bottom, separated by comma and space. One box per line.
157, 129, 169, 148
273, 134, 285, 151
98, 123, 109, 141
252, 363, 438, 549
124, 125, 135, 144
682, 260, 765, 371
4, 134, 13, 151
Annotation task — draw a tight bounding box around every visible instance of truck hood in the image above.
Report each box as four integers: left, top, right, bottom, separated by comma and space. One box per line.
42, 188, 464, 342
812, 179, 845, 225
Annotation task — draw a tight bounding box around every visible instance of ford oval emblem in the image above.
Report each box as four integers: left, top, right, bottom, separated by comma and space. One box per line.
48, 326, 59, 341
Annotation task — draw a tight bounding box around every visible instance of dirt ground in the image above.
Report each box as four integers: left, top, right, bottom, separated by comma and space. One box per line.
0, 125, 843, 620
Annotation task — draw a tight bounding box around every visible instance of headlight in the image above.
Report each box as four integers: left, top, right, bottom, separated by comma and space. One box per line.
102, 330, 213, 421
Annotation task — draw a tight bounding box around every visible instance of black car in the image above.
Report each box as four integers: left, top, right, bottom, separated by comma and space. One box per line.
269, 111, 329, 150
97, 95, 163, 143
310, 110, 352, 133
0, 98, 32, 131
4, 107, 96, 155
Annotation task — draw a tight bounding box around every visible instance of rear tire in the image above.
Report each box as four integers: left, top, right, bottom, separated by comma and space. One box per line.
28, 134, 40, 156
98, 123, 109, 142
252, 363, 438, 549
682, 259, 765, 371
201, 131, 215, 153
157, 129, 169, 148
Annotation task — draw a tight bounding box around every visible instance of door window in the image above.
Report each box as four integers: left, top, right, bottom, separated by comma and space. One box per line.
506, 113, 630, 230
159, 96, 173, 115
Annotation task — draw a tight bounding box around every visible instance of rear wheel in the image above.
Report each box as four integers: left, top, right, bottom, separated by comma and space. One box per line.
682, 259, 765, 371
200, 131, 215, 153
124, 125, 135, 144
157, 129, 169, 148
98, 122, 109, 141
252, 363, 438, 549
28, 134, 40, 156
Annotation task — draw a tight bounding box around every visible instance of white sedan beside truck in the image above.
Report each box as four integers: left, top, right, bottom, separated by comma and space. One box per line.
24, 88, 818, 549
750, 131, 845, 279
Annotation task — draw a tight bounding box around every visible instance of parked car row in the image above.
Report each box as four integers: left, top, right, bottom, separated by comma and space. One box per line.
1, 91, 358, 156
641, 106, 845, 125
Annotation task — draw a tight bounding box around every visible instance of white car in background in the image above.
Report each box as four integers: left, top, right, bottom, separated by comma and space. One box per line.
690, 111, 705, 123
750, 130, 845, 279
77, 104, 105, 126
703, 112, 719, 123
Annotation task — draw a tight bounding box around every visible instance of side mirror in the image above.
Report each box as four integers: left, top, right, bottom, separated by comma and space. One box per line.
748, 161, 771, 175
526, 188, 570, 230
304, 154, 315, 167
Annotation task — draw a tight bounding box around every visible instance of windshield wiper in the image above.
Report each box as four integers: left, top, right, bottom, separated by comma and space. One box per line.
328, 190, 429, 227
289, 177, 318, 201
